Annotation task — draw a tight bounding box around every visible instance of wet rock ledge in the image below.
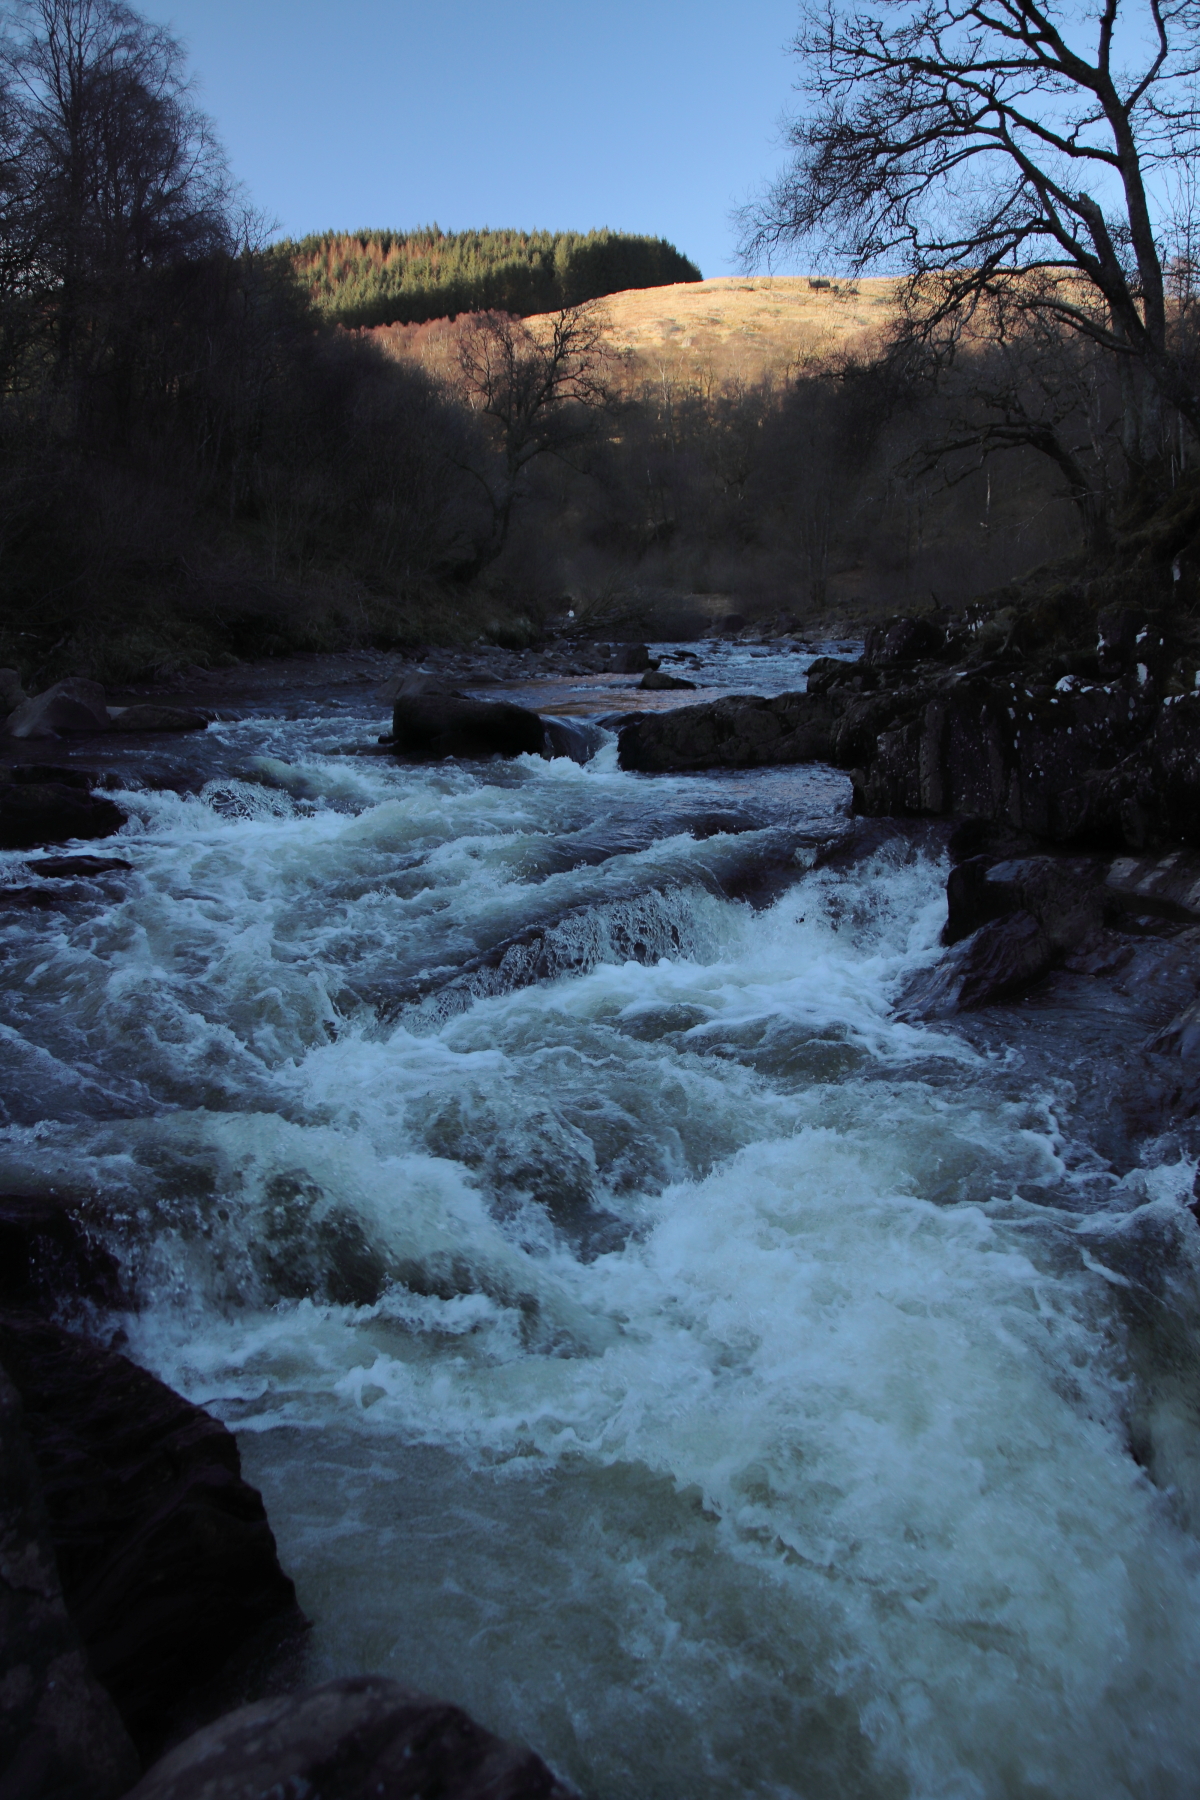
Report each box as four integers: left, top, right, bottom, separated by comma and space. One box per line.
619, 605, 1200, 854
1, 1197, 575, 1799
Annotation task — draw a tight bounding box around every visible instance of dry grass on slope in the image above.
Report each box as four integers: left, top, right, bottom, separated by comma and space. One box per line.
559, 275, 900, 389
366, 276, 901, 392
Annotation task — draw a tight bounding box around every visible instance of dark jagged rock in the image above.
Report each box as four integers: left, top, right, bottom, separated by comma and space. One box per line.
898, 910, 1057, 1018
0, 1196, 126, 1313
0, 1364, 140, 1800
5, 679, 110, 740
106, 706, 208, 733
0, 1314, 300, 1761
862, 615, 947, 666
804, 655, 868, 696
850, 675, 1155, 839
638, 669, 696, 691
943, 855, 1106, 949
391, 694, 546, 761
0, 772, 127, 850
125, 1675, 577, 1800
618, 692, 840, 773
1082, 693, 1200, 850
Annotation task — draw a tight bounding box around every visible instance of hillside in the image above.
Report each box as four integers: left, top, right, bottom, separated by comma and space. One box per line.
281, 228, 702, 329
370, 275, 902, 392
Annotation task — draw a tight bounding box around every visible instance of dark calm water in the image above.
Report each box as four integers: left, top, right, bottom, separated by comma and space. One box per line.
2, 642, 1199, 1799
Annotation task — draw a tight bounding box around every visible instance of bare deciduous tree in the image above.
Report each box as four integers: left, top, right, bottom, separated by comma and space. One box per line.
741, 0, 1200, 457
455, 303, 612, 563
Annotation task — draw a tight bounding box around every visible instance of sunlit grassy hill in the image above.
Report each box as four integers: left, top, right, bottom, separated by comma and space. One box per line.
368, 275, 902, 391
568, 275, 901, 386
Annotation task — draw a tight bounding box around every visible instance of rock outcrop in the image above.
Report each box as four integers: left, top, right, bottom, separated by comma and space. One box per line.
125, 1675, 577, 1800
618, 692, 840, 772
0, 1311, 301, 1761
0, 1364, 140, 1800
0, 767, 127, 850
0, 1195, 300, 1765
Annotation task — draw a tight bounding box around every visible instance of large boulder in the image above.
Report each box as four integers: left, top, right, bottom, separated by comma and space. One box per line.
1, 1362, 140, 1800
5, 680, 110, 740
610, 642, 655, 674
0, 769, 126, 850
391, 694, 546, 761
125, 1675, 576, 1800
618, 692, 840, 772
0, 1311, 300, 1760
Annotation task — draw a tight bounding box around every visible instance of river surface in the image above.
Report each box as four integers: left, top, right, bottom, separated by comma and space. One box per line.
3, 640, 1200, 1798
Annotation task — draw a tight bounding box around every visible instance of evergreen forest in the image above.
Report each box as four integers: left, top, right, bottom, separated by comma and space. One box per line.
280, 229, 703, 328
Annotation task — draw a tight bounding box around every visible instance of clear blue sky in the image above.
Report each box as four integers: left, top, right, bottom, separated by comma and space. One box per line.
138, 0, 802, 277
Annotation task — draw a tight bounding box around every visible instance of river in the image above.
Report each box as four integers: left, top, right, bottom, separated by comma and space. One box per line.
2, 640, 1199, 1798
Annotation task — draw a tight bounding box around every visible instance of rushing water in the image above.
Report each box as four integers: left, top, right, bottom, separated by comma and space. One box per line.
3, 643, 1200, 1798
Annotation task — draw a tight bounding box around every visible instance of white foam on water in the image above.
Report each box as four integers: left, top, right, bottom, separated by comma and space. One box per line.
3, 736, 1199, 1797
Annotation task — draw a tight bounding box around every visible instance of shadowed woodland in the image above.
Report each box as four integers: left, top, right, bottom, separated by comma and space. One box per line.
0, 0, 1197, 685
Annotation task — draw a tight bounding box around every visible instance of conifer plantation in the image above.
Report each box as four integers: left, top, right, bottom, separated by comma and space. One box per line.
281, 228, 702, 327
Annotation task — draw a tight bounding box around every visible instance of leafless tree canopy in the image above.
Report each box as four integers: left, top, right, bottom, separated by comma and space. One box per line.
742, 0, 1200, 436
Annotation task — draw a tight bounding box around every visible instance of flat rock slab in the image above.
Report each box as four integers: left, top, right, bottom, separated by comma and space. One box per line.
1105, 851, 1200, 921
127, 1675, 576, 1800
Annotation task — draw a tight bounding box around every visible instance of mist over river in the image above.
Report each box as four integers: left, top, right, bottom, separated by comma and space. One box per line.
3, 641, 1200, 1799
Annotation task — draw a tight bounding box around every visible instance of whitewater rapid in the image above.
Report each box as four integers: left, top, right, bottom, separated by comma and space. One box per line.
2, 659, 1199, 1799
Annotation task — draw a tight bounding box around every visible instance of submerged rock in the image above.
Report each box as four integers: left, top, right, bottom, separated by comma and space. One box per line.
106, 705, 208, 733
125, 1675, 576, 1800
0, 1364, 139, 1800
0, 1312, 300, 1760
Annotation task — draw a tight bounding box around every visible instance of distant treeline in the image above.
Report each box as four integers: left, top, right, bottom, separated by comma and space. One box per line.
279, 228, 702, 326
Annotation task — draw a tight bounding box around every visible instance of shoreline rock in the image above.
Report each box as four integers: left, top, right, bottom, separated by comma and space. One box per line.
0, 766, 127, 850
124, 1675, 578, 1800
1, 1364, 140, 1800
